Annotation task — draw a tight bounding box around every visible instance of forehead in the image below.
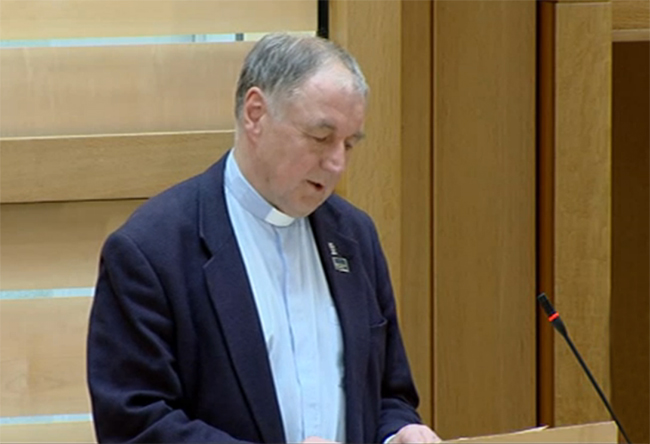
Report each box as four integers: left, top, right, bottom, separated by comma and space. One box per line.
283, 66, 366, 130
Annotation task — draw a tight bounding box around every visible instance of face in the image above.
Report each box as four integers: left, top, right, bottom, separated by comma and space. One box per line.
240, 64, 366, 218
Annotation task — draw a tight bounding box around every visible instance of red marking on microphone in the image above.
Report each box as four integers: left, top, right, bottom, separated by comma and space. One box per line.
548, 313, 559, 322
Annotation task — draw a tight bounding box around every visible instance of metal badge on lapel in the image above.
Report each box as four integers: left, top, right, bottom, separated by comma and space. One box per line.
332, 256, 350, 273
328, 242, 350, 273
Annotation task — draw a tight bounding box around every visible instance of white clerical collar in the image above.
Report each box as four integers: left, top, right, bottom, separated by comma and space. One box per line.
225, 150, 296, 227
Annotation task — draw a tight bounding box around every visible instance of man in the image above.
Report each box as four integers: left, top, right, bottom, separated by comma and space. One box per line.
88, 33, 440, 443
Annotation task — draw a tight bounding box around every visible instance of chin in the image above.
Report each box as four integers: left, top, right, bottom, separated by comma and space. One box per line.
285, 195, 329, 218
290, 207, 317, 218
289, 202, 321, 218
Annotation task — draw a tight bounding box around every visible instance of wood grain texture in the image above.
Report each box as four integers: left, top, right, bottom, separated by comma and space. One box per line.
553, 0, 613, 426
400, 0, 432, 427
0, 297, 92, 417
613, 0, 650, 30
0, 0, 316, 39
0, 131, 232, 203
432, 0, 536, 438
611, 41, 650, 444
0, 421, 95, 443
444, 421, 617, 443
0, 200, 143, 290
547, 0, 610, 3
0, 43, 251, 137
329, 1, 402, 307
612, 29, 650, 40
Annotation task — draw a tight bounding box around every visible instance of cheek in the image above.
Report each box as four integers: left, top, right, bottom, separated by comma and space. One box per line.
279, 161, 314, 188
281, 147, 321, 179
263, 134, 322, 190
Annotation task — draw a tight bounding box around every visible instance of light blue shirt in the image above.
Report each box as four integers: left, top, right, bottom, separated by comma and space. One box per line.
224, 151, 346, 443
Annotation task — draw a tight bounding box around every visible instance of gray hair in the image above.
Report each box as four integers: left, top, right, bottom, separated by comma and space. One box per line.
234, 33, 368, 120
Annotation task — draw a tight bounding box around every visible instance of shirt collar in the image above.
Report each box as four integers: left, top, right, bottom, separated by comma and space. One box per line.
225, 150, 296, 227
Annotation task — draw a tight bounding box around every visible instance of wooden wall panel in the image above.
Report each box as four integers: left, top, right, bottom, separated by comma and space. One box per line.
432, 0, 536, 438
0, 43, 251, 137
612, 0, 650, 41
400, 0, 432, 427
0, 421, 95, 443
613, 0, 650, 30
0, 0, 316, 40
330, 1, 402, 305
0, 297, 92, 416
0, 200, 143, 290
553, 0, 612, 426
0, 131, 232, 203
612, 29, 650, 41
611, 41, 650, 444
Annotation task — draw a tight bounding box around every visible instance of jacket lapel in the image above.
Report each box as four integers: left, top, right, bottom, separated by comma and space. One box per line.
310, 203, 370, 444
198, 158, 285, 443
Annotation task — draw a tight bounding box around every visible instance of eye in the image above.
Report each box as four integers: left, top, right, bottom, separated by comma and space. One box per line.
345, 137, 361, 151
312, 135, 328, 143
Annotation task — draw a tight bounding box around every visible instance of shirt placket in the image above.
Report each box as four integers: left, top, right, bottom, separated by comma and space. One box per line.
282, 225, 322, 439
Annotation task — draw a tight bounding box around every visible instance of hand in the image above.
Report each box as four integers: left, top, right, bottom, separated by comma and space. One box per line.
302, 436, 339, 443
390, 424, 442, 443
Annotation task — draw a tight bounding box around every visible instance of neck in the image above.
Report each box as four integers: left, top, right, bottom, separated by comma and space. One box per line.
232, 142, 271, 210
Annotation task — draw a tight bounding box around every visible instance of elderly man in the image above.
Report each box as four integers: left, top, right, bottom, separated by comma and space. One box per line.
88, 33, 440, 444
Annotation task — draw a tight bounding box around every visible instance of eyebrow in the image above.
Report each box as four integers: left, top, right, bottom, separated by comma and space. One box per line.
309, 121, 366, 141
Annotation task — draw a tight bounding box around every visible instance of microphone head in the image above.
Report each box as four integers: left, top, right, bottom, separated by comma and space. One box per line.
537, 293, 556, 317
537, 292, 568, 337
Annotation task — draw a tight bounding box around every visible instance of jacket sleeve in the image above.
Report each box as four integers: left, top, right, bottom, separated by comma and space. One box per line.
369, 226, 423, 442
87, 231, 249, 443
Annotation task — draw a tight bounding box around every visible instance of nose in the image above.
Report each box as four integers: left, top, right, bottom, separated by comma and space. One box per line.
322, 142, 347, 175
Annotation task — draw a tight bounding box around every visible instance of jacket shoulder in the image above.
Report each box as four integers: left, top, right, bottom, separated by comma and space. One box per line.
112, 172, 204, 250
321, 194, 380, 250
325, 194, 375, 229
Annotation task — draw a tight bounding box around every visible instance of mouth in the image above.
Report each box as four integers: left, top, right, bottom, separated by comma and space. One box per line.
307, 180, 325, 192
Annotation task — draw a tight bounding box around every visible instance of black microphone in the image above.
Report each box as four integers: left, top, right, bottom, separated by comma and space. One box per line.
537, 293, 632, 444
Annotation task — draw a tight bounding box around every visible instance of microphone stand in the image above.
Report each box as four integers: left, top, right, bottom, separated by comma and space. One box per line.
537, 293, 632, 444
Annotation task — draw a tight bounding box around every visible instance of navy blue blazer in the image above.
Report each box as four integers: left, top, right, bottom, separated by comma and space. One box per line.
87, 155, 421, 443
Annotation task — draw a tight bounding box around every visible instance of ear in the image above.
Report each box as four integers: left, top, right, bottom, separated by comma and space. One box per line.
242, 87, 269, 139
